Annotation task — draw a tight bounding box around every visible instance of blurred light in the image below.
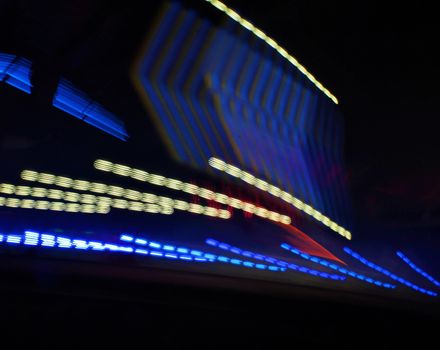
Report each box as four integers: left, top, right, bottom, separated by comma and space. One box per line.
396, 251, 440, 287
0, 196, 109, 214
206, 238, 345, 281
21, 171, 230, 219
209, 157, 350, 238
204, 1, 338, 104
281, 243, 396, 289
52, 78, 128, 141
0, 53, 32, 93
93, 159, 290, 224
0, 230, 211, 265
122, 234, 285, 272
344, 247, 437, 297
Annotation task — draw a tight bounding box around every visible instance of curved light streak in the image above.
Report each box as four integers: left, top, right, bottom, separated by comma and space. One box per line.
205, 0, 338, 104
209, 157, 351, 240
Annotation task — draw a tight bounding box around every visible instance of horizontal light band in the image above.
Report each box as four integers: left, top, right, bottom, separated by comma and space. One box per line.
396, 251, 440, 288
0, 231, 211, 263
20, 170, 229, 219
0, 196, 109, 214
121, 234, 285, 272
281, 243, 396, 289
205, 0, 338, 104
0, 183, 173, 215
344, 247, 437, 297
209, 157, 350, 239
93, 159, 290, 224
206, 238, 345, 281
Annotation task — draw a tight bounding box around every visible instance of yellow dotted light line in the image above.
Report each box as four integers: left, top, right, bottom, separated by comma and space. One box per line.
19, 171, 230, 219
0, 183, 173, 215
93, 159, 291, 224
0, 196, 108, 214
205, 0, 338, 104
208, 157, 352, 240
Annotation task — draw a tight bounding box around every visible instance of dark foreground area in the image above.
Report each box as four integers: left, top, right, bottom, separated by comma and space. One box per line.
1, 255, 438, 348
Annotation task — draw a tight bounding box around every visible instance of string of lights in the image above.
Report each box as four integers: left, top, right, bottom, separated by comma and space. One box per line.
0, 196, 109, 214
209, 157, 351, 239
120, 234, 285, 272
344, 247, 437, 297
20, 170, 230, 219
0, 231, 211, 262
281, 243, 396, 289
0, 183, 173, 215
93, 159, 291, 224
205, 238, 345, 280
396, 251, 440, 288
204, 0, 338, 104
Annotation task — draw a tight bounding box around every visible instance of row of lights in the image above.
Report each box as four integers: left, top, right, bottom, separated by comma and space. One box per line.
0, 231, 211, 262
344, 247, 437, 297
281, 243, 396, 289
0, 183, 173, 215
94, 159, 291, 224
209, 157, 351, 239
396, 251, 440, 288
205, 238, 345, 281
121, 234, 285, 271
20, 170, 230, 219
0, 196, 108, 214
204, 0, 338, 104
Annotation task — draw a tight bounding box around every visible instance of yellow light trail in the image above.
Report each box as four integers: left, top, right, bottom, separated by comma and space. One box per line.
0, 183, 174, 215
93, 159, 291, 224
19, 172, 230, 219
205, 0, 339, 104
0, 196, 109, 214
208, 157, 351, 240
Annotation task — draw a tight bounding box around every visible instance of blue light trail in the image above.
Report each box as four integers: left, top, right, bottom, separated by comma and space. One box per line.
281, 243, 396, 289
206, 238, 345, 281
344, 247, 437, 297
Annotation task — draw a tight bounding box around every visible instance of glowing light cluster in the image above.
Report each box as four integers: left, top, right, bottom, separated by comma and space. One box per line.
204, 0, 338, 104
0, 53, 32, 93
0, 231, 210, 263
344, 247, 437, 297
281, 243, 396, 289
396, 251, 440, 288
205, 238, 345, 281
121, 234, 285, 271
20, 170, 229, 219
209, 157, 350, 239
53, 78, 128, 141
0, 183, 173, 215
0, 196, 108, 214
94, 159, 291, 224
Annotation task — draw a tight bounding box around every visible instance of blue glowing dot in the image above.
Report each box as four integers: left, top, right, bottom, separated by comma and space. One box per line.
120, 235, 134, 242
134, 238, 148, 245
148, 242, 161, 249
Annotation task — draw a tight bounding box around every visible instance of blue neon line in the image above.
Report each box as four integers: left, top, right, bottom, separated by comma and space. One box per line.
52, 79, 128, 141
396, 251, 440, 288
281, 243, 396, 289
0, 54, 32, 93
0, 231, 209, 264
121, 234, 285, 272
343, 247, 437, 297
206, 238, 345, 281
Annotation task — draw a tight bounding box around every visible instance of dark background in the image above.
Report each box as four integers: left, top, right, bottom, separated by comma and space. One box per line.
1, 0, 439, 346
231, 1, 440, 240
